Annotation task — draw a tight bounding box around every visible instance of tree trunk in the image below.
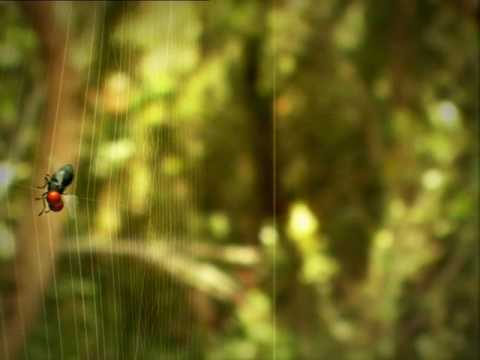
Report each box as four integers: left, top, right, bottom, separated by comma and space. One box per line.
0, 2, 80, 358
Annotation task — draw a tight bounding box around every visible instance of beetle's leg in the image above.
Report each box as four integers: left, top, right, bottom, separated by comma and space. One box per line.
36, 175, 50, 189
38, 199, 47, 216
35, 192, 48, 200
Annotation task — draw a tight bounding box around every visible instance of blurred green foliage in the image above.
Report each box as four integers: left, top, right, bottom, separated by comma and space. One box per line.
0, 1, 478, 359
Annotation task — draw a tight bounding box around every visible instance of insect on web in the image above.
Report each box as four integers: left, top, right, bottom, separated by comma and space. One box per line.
0, 1, 278, 359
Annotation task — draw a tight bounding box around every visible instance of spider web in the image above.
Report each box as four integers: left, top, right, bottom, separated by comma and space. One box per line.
1, 1, 277, 359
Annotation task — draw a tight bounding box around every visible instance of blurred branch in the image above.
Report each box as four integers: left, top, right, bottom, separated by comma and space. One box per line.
20, 2, 62, 59
188, 242, 261, 266
92, 1, 138, 79
61, 240, 245, 301
390, 0, 415, 107
449, 0, 479, 27
0, 2, 81, 359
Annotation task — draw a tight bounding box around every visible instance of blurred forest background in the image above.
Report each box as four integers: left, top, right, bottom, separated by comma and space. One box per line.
0, 1, 478, 359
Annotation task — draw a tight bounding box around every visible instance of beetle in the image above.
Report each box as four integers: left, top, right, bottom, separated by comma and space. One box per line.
36, 164, 75, 216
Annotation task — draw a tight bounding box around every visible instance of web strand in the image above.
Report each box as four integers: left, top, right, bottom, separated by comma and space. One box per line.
45, 4, 74, 357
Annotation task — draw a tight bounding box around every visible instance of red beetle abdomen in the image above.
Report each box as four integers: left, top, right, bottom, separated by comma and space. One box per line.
47, 191, 62, 205
49, 200, 64, 212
